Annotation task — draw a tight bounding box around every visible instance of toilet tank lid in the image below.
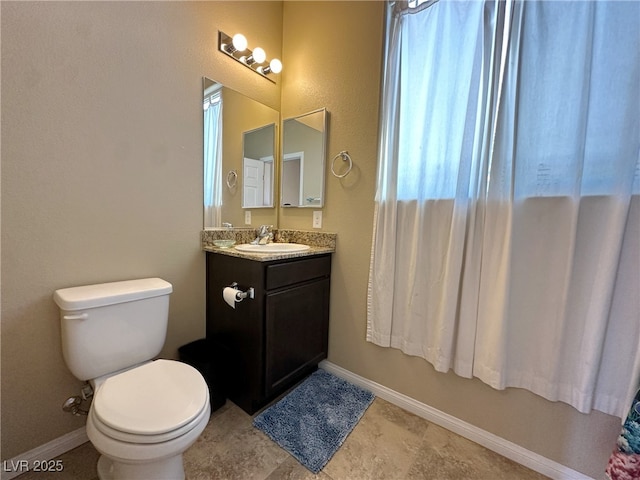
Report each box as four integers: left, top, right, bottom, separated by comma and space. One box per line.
53, 278, 172, 311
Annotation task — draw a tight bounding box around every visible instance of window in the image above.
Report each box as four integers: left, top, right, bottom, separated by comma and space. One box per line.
388, 0, 639, 201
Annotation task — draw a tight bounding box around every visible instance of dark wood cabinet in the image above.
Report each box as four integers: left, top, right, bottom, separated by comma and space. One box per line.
206, 252, 331, 414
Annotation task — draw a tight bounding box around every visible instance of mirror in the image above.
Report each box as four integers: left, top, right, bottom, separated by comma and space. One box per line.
281, 108, 327, 208
242, 124, 276, 208
203, 77, 278, 229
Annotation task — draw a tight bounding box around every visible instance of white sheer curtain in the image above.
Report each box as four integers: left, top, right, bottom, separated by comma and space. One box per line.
204, 91, 223, 229
368, 0, 640, 418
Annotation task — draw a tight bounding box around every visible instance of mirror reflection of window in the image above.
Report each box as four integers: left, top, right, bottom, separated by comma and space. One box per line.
203, 83, 223, 228
281, 109, 327, 208
242, 124, 276, 208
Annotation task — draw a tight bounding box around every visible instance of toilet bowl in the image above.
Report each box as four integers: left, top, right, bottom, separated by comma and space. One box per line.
86, 360, 210, 480
53, 278, 213, 480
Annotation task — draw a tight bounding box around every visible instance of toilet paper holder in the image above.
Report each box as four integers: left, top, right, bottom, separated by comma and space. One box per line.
229, 282, 254, 300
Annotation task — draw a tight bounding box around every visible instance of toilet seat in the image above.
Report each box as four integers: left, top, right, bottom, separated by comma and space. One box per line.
92, 359, 209, 444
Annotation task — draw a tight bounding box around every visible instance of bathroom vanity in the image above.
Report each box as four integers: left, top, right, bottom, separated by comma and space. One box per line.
204, 236, 334, 414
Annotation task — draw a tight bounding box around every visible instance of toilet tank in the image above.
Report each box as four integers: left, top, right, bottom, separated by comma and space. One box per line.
53, 278, 173, 381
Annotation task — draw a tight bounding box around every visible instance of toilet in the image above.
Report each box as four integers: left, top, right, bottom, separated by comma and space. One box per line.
53, 278, 211, 480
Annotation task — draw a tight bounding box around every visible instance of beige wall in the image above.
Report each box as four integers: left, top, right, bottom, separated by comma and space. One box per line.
1, 1, 281, 459
280, 2, 621, 479
1, 1, 622, 478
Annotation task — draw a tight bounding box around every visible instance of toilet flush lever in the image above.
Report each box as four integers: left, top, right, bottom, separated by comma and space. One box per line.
63, 313, 88, 321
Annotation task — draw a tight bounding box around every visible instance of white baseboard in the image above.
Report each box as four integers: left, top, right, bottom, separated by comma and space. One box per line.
319, 360, 594, 480
1, 427, 88, 480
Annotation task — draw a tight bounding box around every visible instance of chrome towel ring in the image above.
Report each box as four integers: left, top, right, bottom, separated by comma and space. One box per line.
331, 151, 353, 178
226, 170, 238, 189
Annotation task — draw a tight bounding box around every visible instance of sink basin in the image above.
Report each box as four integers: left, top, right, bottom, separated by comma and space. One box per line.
235, 243, 311, 254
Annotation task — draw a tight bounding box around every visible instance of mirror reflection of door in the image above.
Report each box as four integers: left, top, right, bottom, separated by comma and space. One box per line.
243, 158, 264, 207
243, 156, 273, 207
242, 124, 276, 208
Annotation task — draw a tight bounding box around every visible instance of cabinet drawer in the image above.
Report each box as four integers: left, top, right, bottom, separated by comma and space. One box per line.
266, 255, 331, 290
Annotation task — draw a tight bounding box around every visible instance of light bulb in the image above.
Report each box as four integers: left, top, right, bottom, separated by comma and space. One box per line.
244, 47, 266, 66
252, 47, 266, 64
232, 34, 247, 52
269, 58, 282, 74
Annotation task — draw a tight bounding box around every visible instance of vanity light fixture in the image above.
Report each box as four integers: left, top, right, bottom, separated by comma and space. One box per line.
218, 31, 282, 82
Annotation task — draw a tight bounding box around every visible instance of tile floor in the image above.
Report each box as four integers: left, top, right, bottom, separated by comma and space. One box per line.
15, 397, 549, 480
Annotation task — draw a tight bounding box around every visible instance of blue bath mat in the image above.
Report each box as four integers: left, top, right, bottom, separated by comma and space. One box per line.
253, 369, 375, 473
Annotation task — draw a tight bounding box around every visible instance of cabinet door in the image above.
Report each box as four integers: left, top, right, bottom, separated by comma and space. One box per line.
265, 278, 330, 397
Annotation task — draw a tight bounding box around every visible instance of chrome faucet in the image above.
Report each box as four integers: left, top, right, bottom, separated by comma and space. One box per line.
252, 225, 273, 245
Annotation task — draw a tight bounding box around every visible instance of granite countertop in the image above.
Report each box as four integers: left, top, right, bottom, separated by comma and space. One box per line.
202, 244, 334, 262
201, 229, 336, 262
